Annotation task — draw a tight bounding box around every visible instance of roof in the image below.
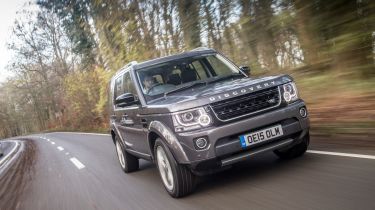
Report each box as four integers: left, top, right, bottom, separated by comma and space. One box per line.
113, 48, 217, 78
133, 47, 217, 70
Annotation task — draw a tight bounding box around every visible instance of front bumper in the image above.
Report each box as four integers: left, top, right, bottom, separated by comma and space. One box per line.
175, 100, 309, 170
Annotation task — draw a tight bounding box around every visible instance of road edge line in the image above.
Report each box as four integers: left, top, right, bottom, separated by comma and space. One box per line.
53, 132, 110, 136
307, 150, 375, 160
0, 141, 21, 168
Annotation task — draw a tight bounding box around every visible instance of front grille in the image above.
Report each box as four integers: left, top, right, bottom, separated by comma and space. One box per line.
210, 86, 281, 121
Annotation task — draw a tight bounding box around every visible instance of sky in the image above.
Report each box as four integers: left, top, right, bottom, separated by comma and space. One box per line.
0, 0, 28, 84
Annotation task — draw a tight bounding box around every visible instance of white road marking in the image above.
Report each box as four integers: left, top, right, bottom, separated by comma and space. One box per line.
51, 142, 55, 145
0, 141, 20, 166
57, 146, 64, 151
307, 150, 375, 160
70, 157, 85, 169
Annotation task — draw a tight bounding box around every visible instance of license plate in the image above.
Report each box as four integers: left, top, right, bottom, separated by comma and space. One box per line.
240, 125, 283, 148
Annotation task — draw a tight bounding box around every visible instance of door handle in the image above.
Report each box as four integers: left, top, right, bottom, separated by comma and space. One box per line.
123, 120, 134, 125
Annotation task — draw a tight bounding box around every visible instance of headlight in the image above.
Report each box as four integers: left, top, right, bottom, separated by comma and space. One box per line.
173, 107, 212, 132
283, 82, 298, 103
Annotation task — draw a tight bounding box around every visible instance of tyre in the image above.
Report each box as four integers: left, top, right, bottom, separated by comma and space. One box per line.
274, 132, 310, 160
115, 136, 139, 173
154, 138, 195, 198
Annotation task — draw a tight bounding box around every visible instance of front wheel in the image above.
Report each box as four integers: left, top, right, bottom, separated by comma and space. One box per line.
274, 132, 310, 159
154, 138, 195, 198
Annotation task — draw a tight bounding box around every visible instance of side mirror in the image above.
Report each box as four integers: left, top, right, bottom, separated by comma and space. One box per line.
115, 93, 137, 107
239, 66, 251, 76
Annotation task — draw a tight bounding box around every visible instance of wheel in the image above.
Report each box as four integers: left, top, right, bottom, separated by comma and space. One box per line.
154, 138, 195, 198
115, 136, 139, 173
274, 132, 310, 159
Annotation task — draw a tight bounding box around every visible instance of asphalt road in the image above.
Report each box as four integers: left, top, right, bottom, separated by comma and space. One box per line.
1, 132, 375, 210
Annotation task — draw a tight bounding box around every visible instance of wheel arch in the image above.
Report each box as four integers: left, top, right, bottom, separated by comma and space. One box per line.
111, 129, 116, 144
147, 131, 160, 160
147, 121, 190, 164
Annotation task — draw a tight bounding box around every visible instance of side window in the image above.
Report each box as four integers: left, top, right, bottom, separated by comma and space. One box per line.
191, 60, 208, 79
123, 72, 138, 98
114, 76, 124, 100
206, 56, 232, 76
113, 71, 138, 108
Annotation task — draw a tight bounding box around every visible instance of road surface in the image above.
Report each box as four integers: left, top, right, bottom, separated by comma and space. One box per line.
1, 132, 375, 210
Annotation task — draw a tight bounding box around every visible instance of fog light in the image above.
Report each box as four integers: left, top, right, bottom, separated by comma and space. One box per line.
194, 137, 208, 150
299, 107, 307, 118
198, 114, 211, 126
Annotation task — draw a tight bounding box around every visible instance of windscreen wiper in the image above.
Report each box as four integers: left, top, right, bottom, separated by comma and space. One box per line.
164, 81, 207, 97
206, 73, 244, 84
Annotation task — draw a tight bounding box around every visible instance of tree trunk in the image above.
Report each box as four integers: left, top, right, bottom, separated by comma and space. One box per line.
292, 0, 321, 64
177, 0, 201, 49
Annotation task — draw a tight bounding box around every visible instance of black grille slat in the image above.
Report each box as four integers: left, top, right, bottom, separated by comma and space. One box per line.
211, 87, 280, 121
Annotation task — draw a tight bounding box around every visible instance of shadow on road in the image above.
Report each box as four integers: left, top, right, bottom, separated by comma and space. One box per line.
135, 151, 304, 197
192, 153, 302, 195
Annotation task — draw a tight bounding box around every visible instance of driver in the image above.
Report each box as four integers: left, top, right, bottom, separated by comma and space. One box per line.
143, 75, 156, 93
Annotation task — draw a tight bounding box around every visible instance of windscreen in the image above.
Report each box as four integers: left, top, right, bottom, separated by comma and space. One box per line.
136, 53, 240, 102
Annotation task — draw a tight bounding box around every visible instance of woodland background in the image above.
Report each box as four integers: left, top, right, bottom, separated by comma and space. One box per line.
0, 0, 374, 140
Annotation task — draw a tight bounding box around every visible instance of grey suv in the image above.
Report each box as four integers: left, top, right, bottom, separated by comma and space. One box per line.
109, 48, 309, 197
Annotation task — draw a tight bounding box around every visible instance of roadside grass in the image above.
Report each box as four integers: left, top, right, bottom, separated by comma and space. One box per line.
255, 69, 375, 137
43, 126, 109, 134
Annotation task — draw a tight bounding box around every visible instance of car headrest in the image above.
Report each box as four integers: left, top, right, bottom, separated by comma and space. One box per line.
181, 70, 197, 83
168, 74, 181, 85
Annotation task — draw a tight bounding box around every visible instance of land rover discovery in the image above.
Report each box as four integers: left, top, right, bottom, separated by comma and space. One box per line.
109, 48, 310, 197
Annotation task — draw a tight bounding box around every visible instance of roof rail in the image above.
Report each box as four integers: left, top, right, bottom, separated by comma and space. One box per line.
114, 61, 138, 76
123, 61, 138, 69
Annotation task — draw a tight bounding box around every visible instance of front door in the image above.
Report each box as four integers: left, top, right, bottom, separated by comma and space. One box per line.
114, 71, 148, 155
